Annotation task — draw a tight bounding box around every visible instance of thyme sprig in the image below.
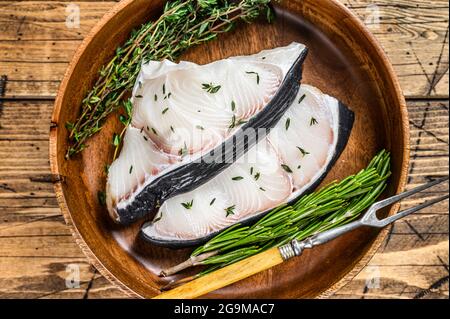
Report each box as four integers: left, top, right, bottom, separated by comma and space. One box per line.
162, 150, 391, 277
66, 0, 274, 159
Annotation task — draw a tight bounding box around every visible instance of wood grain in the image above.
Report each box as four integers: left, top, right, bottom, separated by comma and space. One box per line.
0, 0, 448, 299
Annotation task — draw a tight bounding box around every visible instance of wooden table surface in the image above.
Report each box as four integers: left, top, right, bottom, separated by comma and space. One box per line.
0, 0, 448, 299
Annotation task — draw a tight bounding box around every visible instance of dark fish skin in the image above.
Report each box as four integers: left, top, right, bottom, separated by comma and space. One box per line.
140, 101, 355, 248
115, 49, 309, 225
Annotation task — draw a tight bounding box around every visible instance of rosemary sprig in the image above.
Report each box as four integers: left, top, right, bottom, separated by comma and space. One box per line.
162, 150, 391, 277
65, 0, 274, 159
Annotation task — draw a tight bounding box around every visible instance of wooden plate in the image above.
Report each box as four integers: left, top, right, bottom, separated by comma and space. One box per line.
50, 0, 410, 298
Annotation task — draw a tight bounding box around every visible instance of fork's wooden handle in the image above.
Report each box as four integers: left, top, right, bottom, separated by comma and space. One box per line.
153, 247, 284, 299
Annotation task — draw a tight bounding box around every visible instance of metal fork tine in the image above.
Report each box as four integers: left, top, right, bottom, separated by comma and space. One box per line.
370, 176, 449, 212
376, 194, 449, 228
287, 178, 448, 257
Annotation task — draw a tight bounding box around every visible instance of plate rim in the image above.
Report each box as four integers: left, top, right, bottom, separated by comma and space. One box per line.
49, 0, 410, 299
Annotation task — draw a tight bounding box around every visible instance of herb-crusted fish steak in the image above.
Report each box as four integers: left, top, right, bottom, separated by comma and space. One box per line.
141, 85, 355, 247
106, 43, 308, 224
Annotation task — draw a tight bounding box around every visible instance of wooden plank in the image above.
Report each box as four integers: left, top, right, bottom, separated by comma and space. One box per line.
333, 242, 449, 299
0, 1, 119, 41
0, 0, 448, 98
340, 0, 449, 97
0, 255, 125, 299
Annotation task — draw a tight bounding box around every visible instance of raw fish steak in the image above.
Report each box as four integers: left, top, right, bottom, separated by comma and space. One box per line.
106, 43, 308, 224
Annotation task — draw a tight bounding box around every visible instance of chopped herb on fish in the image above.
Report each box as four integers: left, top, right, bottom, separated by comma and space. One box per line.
181, 200, 194, 210
210, 198, 216, 206
254, 172, 261, 181
298, 94, 306, 104
297, 147, 310, 157
151, 128, 158, 135
310, 117, 318, 126
260, 187, 266, 191
281, 164, 293, 173
286, 118, 291, 130
154, 94, 158, 101
162, 84, 166, 95
229, 115, 237, 129
231, 101, 236, 112
162, 108, 169, 114
196, 125, 205, 130
202, 83, 221, 94
179, 142, 188, 157
232, 176, 244, 181
225, 205, 236, 217
135, 95, 143, 98
129, 166, 133, 174
153, 213, 163, 223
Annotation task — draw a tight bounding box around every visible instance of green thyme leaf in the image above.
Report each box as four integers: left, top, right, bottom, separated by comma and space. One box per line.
181, 200, 194, 210
281, 164, 293, 173
285, 118, 291, 130
297, 147, 310, 157
202, 83, 221, 94
298, 94, 306, 104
